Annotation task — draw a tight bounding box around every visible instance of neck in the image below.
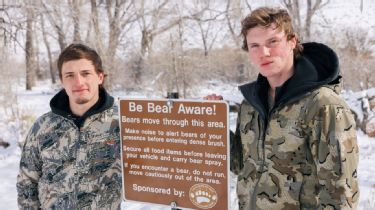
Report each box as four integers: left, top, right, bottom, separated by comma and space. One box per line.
267, 66, 294, 98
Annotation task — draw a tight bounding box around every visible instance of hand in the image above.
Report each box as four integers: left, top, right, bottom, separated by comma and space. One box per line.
203, 94, 223, 100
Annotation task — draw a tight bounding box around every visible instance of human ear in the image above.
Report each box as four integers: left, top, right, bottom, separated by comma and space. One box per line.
289, 33, 298, 50
98, 73, 104, 85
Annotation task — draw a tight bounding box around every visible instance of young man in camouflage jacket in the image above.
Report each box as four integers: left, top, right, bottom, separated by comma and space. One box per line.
206, 7, 359, 210
17, 44, 122, 209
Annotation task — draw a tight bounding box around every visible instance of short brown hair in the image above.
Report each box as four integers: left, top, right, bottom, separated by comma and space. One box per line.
57, 43, 104, 79
241, 7, 303, 57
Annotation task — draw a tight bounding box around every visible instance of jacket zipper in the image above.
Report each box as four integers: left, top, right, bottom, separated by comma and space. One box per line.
250, 108, 274, 210
73, 125, 81, 208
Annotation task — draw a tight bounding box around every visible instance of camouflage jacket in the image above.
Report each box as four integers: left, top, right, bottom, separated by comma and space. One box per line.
231, 43, 359, 210
17, 89, 121, 210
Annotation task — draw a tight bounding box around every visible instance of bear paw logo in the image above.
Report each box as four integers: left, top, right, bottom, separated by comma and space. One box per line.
189, 183, 218, 209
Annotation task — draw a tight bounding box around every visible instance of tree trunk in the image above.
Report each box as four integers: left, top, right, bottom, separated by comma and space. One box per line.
34, 31, 42, 79
225, 0, 241, 47
177, 22, 186, 98
90, 0, 103, 54
305, 0, 312, 41
283, 0, 329, 42
25, 4, 35, 90
140, 29, 152, 57
104, 0, 121, 88
56, 23, 66, 51
70, 0, 81, 42
42, 1, 67, 51
41, 13, 56, 84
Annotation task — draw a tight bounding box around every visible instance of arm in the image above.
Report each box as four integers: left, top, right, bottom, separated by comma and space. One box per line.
310, 104, 359, 209
203, 94, 244, 172
17, 124, 42, 210
203, 94, 244, 174
230, 106, 243, 175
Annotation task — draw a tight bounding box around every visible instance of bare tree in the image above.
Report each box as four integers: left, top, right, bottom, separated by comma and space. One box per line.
40, 13, 56, 84
131, 0, 207, 83
189, 0, 225, 56
136, 0, 180, 57
25, 2, 36, 90
0, 1, 25, 49
42, 0, 67, 51
282, 0, 330, 41
176, 22, 187, 98
132, 0, 180, 83
104, 0, 137, 86
169, 34, 179, 95
225, 0, 248, 47
34, 27, 42, 79
335, 26, 375, 90
89, 0, 104, 53
68, 0, 82, 42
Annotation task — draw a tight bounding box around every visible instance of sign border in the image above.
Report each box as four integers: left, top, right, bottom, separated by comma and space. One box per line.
118, 98, 230, 210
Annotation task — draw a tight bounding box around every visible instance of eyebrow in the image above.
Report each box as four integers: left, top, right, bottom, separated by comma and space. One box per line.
265, 37, 279, 43
80, 69, 92, 73
248, 35, 283, 45
63, 69, 93, 74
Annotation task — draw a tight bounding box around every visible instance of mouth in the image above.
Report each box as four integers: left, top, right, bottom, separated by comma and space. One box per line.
261, 61, 273, 66
73, 89, 88, 93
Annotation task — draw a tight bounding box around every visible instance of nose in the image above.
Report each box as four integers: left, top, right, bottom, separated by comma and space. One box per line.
260, 46, 271, 57
74, 74, 83, 85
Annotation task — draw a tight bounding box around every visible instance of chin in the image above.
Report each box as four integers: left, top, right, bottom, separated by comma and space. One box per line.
74, 98, 90, 105
259, 71, 274, 78
260, 68, 280, 77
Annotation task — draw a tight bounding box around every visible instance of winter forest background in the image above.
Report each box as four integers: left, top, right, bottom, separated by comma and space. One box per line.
0, 0, 375, 209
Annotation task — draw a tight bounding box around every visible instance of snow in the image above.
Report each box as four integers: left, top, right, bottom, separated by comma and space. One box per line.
357, 130, 375, 210
343, 87, 375, 123
0, 81, 374, 210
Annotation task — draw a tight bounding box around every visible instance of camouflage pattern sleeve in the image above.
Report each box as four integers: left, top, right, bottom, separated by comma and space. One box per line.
17, 123, 42, 210
309, 104, 359, 209
230, 106, 243, 175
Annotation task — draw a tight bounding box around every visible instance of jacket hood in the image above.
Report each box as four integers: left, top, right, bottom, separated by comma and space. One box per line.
50, 87, 114, 121
239, 42, 340, 119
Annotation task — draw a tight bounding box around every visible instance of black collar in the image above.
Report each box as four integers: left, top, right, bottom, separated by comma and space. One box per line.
50, 87, 114, 127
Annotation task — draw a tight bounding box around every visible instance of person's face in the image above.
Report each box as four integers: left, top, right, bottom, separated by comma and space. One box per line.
246, 24, 296, 79
61, 58, 104, 108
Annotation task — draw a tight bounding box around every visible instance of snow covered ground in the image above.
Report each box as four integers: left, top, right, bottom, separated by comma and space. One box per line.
0, 81, 374, 209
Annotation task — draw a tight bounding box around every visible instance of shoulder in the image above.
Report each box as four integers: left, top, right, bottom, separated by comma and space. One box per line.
23, 111, 65, 147
30, 112, 62, 132
239, 99, 257, 120
96, 102, 119, 128
302, 86, 355, 123
309, 86, 350, 108
240, 99, 253, 110
105, 102, 119, 120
